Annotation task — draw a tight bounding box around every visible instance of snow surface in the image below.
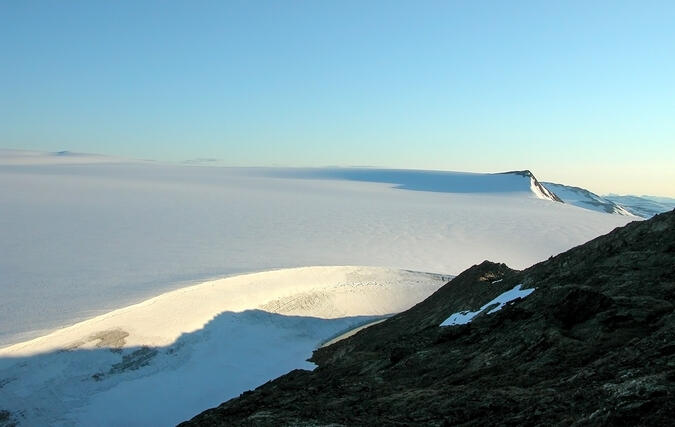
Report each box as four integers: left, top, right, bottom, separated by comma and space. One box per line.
0, 267, 445, 355
0, 266, 446, 426
0, 157, 635, 346
268, 167, 558, 199
604, 194, 675, 218
440, 284, 535, 326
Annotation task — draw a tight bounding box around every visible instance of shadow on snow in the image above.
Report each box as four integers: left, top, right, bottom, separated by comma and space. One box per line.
0, 309, 382, 426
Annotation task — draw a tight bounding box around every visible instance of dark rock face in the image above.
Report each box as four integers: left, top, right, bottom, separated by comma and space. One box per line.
181, 210, 675, 426
0, 409, 16, 427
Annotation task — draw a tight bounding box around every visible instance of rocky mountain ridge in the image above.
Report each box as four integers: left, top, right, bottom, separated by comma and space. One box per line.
542, 182, 635, 216
181, 209, 674, 426
501, 170, 563, 202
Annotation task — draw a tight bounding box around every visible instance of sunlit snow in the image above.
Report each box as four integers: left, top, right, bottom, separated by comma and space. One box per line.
542, 182, 635, 216
440, 284, 535, 326
0, 266, 446, 426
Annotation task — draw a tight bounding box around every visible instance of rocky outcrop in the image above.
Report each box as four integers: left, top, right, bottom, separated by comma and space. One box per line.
181, 210, 674, 426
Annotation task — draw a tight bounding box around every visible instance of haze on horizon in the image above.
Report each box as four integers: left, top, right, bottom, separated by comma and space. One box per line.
1, 1, 674, 197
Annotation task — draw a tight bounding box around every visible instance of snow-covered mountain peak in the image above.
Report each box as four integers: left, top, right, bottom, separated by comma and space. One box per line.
271, 167, 565, 201
542, 182, 637, 216
499, 170, 563, 202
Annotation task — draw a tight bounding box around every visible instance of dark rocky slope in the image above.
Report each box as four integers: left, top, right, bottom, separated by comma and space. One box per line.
181, 210, 674, 426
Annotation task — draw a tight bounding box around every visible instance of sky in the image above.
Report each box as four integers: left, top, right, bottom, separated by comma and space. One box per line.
1, 1, 674, 196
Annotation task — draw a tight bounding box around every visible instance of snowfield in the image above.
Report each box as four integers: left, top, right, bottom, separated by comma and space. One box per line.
604, 194, 675, 218
542, 182, 635, 216
0, 150, 638, 425
0, 266, 446, 426
0, 153, 635, 347
1, 266, 447, 355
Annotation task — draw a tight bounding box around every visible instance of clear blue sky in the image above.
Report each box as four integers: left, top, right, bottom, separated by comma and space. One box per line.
2, 1, 674, 196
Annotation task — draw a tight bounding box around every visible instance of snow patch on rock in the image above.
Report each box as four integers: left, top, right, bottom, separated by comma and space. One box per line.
440, 284, 535, 326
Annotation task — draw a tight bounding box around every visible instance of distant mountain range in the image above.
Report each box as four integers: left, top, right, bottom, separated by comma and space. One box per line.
2, 149, 671, 219
541, 182, 675, 219
541, 182, 635, 216
266, 168, 563, 202
603, 194, 675, 218
267, 166, 672, 219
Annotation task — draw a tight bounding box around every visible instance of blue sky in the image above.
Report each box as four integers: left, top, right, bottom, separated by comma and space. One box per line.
2, 1, 674, 196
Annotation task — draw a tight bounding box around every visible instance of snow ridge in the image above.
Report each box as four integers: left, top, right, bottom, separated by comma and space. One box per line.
604, 194, 675, 218
542, 182, 635, 216
499, 170, 563, 202
0, 266, 448, 426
